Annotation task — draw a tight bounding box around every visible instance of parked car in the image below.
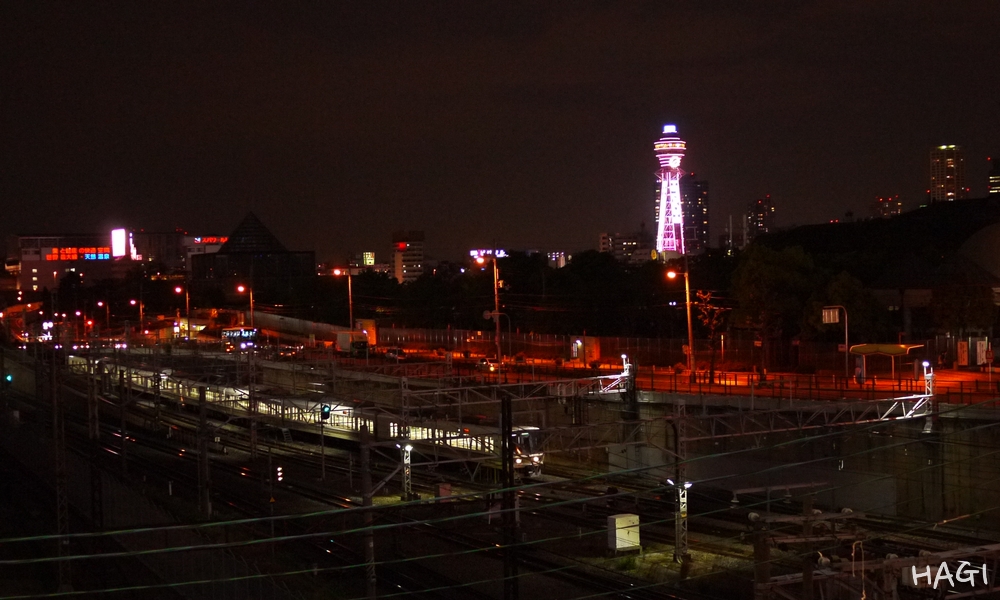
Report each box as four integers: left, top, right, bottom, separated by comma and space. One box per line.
384, 347, 405, 360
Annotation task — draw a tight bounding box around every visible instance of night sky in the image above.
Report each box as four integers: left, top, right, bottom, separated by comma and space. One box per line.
2, 2, 998, 264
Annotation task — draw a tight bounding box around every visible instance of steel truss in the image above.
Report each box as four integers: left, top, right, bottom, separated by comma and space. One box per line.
69, 353, 947, 465
680, 394, 935, 443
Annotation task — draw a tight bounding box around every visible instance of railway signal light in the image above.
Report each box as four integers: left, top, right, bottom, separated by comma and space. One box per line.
275, 466, 284, 483
320, 404, 331, 420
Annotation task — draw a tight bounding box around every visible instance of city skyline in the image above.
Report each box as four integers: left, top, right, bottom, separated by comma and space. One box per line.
2, 3, 998, 263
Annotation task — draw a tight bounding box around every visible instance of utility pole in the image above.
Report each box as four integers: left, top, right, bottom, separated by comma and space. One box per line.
752, 519, 770, 600
118, 369, 128, 475
249, 346, 258, 460
0, 348, 6, 411
500, 386, 518, 600
153, 343, 161, 426
361, 425, 376, 600
801, 495, 814, 600
319, 417, 326, 481
198, 386, 212, 517
674, 396, 689, 564
87, 356, 102, 529
51, 349, 71, 590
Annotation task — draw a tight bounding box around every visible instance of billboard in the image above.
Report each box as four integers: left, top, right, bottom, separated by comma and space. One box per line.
111, 228, 127, 258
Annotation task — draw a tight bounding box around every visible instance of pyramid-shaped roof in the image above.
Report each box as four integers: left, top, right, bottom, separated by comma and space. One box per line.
219, 212, 288, 254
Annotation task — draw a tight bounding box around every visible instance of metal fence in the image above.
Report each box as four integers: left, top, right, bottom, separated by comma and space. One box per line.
378, 327, 993, 373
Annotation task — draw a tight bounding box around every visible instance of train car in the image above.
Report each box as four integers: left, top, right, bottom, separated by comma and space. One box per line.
371, 411, 544, 478
69, 352, 544, 478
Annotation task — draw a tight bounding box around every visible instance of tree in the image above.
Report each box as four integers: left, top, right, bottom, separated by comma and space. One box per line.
695, 290, 730, 382
930, 283, 996, 337
802, 271, 890, 343
731, 245, 818, 369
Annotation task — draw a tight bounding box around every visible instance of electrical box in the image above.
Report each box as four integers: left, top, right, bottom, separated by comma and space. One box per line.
607, 513, 640, 551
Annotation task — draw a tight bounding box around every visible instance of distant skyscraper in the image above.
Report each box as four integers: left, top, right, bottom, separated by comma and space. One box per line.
747, 195, 775, 241
680, 175, 709, 254
989, 157, 1000, 195
391, 231, 424, 284
929, 145, 966, 201
653, 124, 687, 256
871, 195, 903, 218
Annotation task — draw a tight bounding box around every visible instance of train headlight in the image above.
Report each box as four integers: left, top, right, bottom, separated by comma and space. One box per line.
515, 458, 522, 464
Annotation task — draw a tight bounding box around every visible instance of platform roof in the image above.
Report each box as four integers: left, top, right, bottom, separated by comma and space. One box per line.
848, 343, 924, 356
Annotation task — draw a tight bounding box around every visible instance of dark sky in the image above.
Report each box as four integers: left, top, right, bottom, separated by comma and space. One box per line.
3, 2, 998, 263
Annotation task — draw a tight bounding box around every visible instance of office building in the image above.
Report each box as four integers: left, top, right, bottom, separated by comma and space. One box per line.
190, 212, 316, 312
392, 231, 425, 284
7, 233, 117, 292
929, 145, 967, 201
871, 195, 903, 218
598, 232, 641, 262
747, 195, 776, 242
680, 175, 709, 254
547, 251, 568, 268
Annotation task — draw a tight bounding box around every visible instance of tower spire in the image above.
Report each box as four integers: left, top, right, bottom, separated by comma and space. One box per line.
654, 124, 687, 256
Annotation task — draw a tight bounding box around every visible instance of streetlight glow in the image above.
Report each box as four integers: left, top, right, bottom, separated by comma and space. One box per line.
666, 267, 695, 380
175, 285, 191, 339
332, 268, 354, 329
236, 284, 254, 328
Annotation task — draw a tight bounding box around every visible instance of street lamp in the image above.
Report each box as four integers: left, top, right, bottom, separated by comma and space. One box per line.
478, 253, 517, 593
96, 301, 110, 331
236, 284, 254, 328
175, 286, 191, 339
237, 283, 258, 458
129, 299, 144, 335
666, 268, 695, 381
476, 255, 503, 362
822, 305, 849, 378
332, 269, 353, 329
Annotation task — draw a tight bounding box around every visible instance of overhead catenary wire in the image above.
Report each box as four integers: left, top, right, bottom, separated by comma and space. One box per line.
4, 360, 999, 598
3, 394, 997, 568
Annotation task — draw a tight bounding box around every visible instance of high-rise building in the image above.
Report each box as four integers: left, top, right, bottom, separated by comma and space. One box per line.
747, 195, 775, 242
989, 157, 1000, 195
598, 232, 641, 262
392, 231, 424, 284
653, 124, 687, 256
929, 145, 967, 201
871, 195, 903, 218
349, 252, 376, 268
680, 175, 709, 254
547, 251, 568, 268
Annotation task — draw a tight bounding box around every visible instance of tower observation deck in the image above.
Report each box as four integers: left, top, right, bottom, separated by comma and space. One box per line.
654, 124, 687, 256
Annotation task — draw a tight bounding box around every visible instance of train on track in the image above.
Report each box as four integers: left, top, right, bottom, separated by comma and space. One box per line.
68, 353, 545, 479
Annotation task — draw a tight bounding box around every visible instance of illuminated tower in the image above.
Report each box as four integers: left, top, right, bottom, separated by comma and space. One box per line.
654, 124, 687, 256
